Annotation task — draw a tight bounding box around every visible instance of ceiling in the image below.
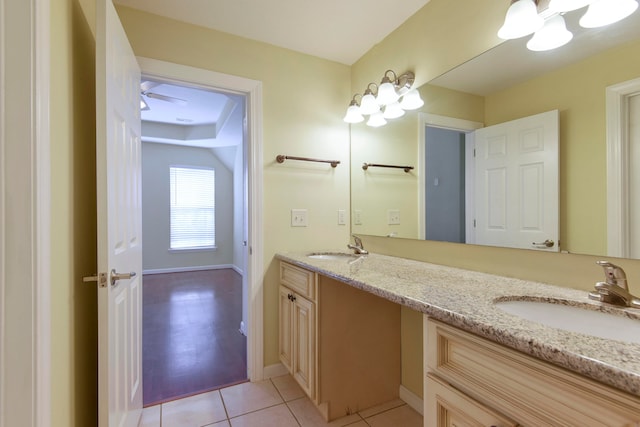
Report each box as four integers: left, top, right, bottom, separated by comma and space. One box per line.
113, 0, 431, 65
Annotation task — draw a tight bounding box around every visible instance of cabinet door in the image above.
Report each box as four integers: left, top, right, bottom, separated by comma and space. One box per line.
293, 294, 316, 399
278, 285, 293, 372
425, 374, 517, 427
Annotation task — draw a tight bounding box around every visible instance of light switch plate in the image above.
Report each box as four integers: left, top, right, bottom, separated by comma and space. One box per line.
291, 209, 308, 227
388, 209, 400, 225
338, 209, 346, 225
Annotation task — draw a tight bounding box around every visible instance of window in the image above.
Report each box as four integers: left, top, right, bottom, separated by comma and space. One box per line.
169, 166, 216, 250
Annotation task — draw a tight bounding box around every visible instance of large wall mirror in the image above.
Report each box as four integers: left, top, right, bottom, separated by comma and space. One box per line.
350, 10, 640, 258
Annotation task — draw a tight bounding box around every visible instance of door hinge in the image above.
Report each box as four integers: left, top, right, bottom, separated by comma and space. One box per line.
83, 272, 108, 288
473, 219, 476, 228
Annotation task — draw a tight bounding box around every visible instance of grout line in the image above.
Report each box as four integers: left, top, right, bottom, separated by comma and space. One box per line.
218, 389, 231, 421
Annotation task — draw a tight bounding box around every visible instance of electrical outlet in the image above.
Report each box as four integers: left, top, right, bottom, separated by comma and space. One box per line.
354, 209, 363, 225
338, 209, 346, 225
291, 209, 308, 227
387, 209, 400, 225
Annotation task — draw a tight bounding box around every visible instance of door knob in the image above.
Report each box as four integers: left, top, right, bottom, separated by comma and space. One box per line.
110, 269, 137, 287
532, 239, 554, 248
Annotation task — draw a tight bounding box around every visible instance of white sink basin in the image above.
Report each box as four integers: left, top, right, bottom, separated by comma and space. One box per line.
495, 299, 640, 344
307, 252, 360, 261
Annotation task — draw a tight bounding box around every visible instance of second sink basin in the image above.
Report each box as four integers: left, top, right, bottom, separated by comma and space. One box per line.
495, 299, 640, 344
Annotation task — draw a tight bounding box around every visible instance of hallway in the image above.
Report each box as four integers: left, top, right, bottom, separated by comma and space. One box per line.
143, 269, 247, 406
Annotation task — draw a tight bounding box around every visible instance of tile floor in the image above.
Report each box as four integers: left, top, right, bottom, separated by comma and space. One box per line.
139, 374, 423, 427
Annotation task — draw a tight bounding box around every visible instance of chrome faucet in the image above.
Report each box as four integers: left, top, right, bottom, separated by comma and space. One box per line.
589, 261, 640, 308
347, 235, 369, 255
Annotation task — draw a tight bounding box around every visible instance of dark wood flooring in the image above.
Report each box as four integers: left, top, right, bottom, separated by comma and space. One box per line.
142, 269, 247, 406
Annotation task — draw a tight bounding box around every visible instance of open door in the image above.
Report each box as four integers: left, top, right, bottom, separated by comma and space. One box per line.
474, 110, 559, 251
94, 0, 143, 425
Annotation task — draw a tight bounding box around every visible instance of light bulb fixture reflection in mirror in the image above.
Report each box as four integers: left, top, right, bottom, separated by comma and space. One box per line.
579, 0, 639, 28
366, 111, 387, 128
527, 14, 573, 51
383, 102, 405, 119
376, 70, 401, 106
343, 95, 364, 123
359, 83, 380, 115
498, 0, 544, 39
344, 69, 423, 128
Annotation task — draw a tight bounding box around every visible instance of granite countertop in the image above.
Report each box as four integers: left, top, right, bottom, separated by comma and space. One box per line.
276, 250, 640, 397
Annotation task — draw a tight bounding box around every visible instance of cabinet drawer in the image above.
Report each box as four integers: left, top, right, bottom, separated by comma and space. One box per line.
425, 373, 517, 427
280, 262, 316, 300
426, 318, 640, 426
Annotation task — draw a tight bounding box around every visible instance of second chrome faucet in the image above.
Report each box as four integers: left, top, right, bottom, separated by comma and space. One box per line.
589, 260, 640, 308
347, 235, 369, 255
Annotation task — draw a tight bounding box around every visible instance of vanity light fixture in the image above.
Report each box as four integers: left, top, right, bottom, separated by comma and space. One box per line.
343, 94, 365, 123
499, 0, 639, 51
526, 14, 573, 51
579, 0, 639, 28
498, 0, 544, 40
344, 70, 423, 127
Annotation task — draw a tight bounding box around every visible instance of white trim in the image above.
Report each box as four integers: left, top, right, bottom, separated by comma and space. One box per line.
143, 264, 237, 275
1, 0, 51, 425
262, 363, 289, 379
399, 384, 424, 416
417, 113, 483, 239
137, 57, 265, 381
606, 77, 640, 258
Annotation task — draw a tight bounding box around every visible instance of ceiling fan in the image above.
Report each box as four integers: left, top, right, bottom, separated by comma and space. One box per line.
140, 81, 188, 110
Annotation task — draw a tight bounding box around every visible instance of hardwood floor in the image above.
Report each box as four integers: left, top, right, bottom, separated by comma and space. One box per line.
142, 269, 247, 406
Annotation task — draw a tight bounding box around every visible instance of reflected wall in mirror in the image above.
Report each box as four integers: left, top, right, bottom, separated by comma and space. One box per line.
350, 10, 640, 258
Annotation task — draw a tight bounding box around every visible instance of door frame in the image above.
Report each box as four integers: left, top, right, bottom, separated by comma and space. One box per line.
137, 57, 264, 381
606, 77, 640, 258
0, 0, 51, 425
418, 113, 483, 241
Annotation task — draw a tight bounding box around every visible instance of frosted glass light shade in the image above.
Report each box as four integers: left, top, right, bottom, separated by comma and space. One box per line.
343, 105, 364, 123
549, 0, 594, 12
580, 0, 638, 28
498, 0, 544, 39
399, 89, 424, 110
527, 15, 574, 51
376, 81, 400, 106
366, 111, 387, 127
383, 102, 405, 119
360, 93, 380, 115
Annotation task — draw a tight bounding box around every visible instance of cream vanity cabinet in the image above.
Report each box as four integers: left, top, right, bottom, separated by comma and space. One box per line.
279, 261, 401, 421
279, 262, 317, 398
424, 317, 640, 427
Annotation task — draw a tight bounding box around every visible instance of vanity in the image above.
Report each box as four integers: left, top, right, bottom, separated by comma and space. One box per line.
276, 251, 640, 426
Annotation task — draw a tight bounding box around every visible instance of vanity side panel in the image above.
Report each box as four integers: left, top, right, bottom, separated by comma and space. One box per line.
317, 275, 401, 420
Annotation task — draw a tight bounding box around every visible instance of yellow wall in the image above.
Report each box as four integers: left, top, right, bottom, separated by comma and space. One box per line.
50, 0, 98, 425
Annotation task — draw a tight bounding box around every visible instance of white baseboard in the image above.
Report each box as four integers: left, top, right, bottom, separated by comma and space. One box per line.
232, 264, 243, 275
143, 264, 236, 275
263, 363, 288, 379
399, 384, 424, 416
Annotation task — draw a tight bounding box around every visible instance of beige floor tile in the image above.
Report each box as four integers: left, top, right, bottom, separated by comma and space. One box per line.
287, 397, 364, 426
205, 421, 231, 427
161, 390, 227, 427
271, 374, 306, 401
342, 422, 368, 427
364, 404, 423, 427
221, 379, 284, 418
229, 404, 299, 427
138, 405, 160, 427
357, 399, 405, 419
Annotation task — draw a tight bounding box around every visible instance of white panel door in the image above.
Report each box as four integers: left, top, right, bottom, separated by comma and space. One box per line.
96, 0, 143, 426
474, 110, 559, 251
